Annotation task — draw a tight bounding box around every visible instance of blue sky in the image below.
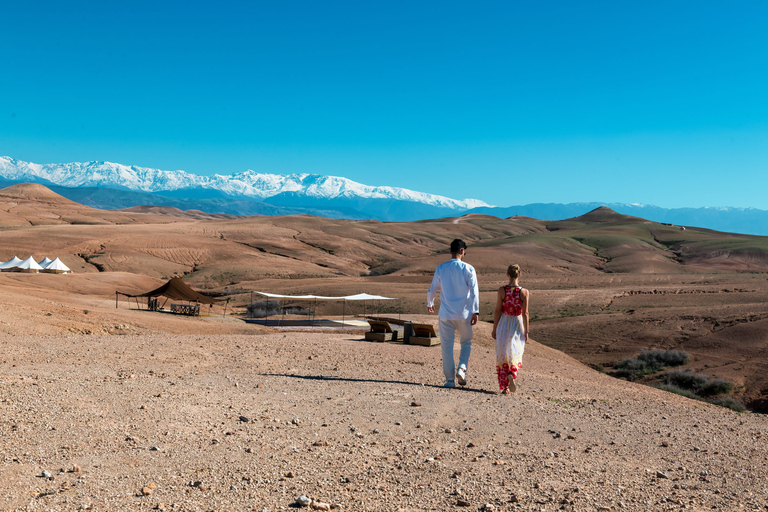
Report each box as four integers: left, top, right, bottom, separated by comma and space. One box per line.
1, 1, 766, 209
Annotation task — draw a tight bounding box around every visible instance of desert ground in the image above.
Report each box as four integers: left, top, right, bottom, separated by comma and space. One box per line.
1, 183, 768, 510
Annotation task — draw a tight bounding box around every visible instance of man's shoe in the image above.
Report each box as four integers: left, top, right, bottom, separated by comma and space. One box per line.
444, 381, 456, 388
456, 367, 467, 386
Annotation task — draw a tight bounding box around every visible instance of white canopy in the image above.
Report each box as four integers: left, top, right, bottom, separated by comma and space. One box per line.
16, 256, 43, 270
39, 257, 54, 267
44, 257, 71, 272
0, 256, 23, 269
255, 291, 396, 301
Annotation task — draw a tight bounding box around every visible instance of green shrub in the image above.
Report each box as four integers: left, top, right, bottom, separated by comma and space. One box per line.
612, 349, 689, 380
707, 396, 746, 413
657, 372, 744, 412
657, 383, 699, 400
662, 370, 733, 397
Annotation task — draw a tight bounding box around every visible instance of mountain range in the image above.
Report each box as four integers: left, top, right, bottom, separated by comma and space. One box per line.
1, 156, 767, 234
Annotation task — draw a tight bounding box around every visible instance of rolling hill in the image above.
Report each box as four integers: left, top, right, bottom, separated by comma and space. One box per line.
0, 184, 767, 410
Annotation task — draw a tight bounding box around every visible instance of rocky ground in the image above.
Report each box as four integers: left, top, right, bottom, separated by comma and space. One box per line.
2, 318, 767, 511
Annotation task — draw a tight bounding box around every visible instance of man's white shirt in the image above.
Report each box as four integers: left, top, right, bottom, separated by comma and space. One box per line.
427, 259, 479, 320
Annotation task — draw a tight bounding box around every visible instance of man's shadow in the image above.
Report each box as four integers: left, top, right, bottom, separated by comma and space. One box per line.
261, 373, 497, 395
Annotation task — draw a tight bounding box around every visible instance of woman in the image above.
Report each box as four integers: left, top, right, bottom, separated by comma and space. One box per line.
491, 264, 529, 394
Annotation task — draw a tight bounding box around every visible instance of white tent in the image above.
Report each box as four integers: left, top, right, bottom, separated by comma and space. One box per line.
39, 257, 54, 268
254, 292, 396, 301
14, 256, 43, 273
251, 291, 398, 326
42, 257, 72, 274
0, 256, 23, 271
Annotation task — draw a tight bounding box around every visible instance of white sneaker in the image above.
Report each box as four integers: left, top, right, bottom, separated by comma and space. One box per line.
444, 381, 456, 388
456, 367, 467, 386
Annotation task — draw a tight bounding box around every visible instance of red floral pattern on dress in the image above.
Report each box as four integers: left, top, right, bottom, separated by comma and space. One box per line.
502, 286, 523, 316
496, 362, 520, 390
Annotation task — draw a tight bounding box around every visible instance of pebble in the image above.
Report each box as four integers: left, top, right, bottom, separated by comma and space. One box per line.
656, 471, 669, 479
410, 401, 422, 407
311, 502, 331, 511
456, 498, 471, 507
239, 415, 250, 423
295, 495, 312, 507
41, 470, 52, 478
141, 483, 157, 496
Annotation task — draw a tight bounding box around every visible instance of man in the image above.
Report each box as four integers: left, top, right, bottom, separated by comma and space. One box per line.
427, 239, 480, 388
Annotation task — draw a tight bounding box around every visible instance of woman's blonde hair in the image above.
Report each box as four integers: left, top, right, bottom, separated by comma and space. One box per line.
507, 264, 521, 279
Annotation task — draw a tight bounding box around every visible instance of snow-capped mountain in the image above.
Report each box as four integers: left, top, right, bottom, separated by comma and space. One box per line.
0, 157, 489, 211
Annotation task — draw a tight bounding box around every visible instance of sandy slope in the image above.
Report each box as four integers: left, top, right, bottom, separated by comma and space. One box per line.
2, 323, 767, 511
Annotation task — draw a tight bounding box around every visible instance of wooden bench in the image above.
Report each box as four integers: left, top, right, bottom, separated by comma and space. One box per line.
364, 320, 398, 342
408, 323, 440, 346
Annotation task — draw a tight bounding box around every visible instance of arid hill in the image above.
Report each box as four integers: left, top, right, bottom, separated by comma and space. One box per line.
0, 182, 80, 204
0, 184, 767, 410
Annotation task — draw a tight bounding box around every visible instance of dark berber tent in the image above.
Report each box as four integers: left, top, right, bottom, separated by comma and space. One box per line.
116, 277, 228, 315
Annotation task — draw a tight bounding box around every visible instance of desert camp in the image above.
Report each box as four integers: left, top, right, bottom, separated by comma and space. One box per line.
116, 276, 228, 316
0, 255, 72, 273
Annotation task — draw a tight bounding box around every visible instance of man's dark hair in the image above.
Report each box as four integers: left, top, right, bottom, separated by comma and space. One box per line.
450, 239, 467, 255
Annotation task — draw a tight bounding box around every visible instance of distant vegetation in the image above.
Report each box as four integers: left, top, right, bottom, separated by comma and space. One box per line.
662, 370, 733, 396
611, 350, 745, 412
611, 349, 690, 380
658, 370, 745, 412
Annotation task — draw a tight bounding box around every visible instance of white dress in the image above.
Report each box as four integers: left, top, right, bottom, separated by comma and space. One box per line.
495, 285, 526, 390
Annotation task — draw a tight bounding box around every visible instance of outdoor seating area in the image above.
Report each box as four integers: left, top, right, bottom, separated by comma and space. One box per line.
364, 319, 440, 346
364, 320, 398, 342
408, 323, 441, 346
0, 256, 71, 274
116, 277, 228, 317
171, 303, 201, 316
